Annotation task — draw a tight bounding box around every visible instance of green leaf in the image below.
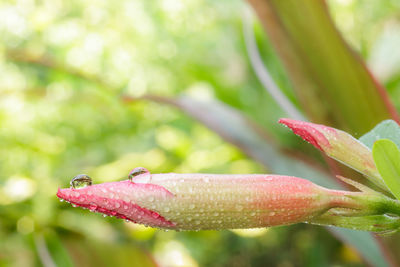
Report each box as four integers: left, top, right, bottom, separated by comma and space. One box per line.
135, 94, 390, 267
360, 120, 400, 149
247, 0, 399, 136
373, 139, 400, 200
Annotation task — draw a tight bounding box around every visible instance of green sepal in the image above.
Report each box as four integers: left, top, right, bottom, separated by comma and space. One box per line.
373, 139, 400, 201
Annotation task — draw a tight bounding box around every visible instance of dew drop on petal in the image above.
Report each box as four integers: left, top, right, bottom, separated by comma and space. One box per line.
70, 174, 92, 189
129, 167, 150, 183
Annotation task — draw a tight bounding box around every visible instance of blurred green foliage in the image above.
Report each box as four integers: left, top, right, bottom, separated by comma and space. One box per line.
0, 0, 399, 266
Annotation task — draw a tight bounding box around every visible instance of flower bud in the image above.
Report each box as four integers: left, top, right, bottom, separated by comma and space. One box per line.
279, 118, 387, 190
57, 169, 374, 230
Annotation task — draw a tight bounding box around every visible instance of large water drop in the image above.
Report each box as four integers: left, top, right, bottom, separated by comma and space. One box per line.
128, 167, 151, 183
70, 174, 92, 189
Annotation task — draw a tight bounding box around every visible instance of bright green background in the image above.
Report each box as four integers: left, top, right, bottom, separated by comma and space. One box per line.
1, 0, 400, 266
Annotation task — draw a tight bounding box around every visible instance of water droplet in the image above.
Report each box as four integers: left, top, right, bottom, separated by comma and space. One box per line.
72, 204, 77, 208
70, 174, 92, 189
59, 199, 64, 202
189, 204, 195, 209
129, 167, 150, 182
102, 214, 108, 217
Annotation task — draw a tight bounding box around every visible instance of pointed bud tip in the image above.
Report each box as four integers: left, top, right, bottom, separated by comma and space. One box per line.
279, 118, 331, 151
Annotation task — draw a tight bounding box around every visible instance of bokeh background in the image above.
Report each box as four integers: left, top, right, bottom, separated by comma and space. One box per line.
1, 0, 400, 266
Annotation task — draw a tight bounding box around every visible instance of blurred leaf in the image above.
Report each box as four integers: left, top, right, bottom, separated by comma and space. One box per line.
246, 0, 399, 136
373, 139, 400, 200
134, 94, 339, 189
330, 228, 389, 267
360, 120, 400, 149
40, 231, 74, 267
63, 236, 157, 267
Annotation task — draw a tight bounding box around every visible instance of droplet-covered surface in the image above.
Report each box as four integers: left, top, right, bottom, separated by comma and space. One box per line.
57, 180, 175, 228
58, 173, 335, 231
148, 174, 330, 230
279, 119, 330, 151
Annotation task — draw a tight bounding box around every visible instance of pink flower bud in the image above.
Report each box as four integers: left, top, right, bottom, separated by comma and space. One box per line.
57, 169, 366, 230
279, 118, 387, 190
